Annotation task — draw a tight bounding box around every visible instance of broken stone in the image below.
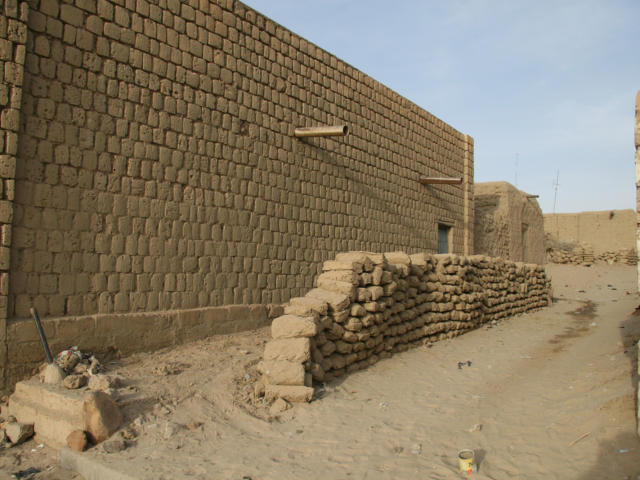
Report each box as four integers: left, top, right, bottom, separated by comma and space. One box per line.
152, 363, 186, 376
269, 398, 291, 415
5, 422, 34, 445
254, 381, 265, 398
66, 430, 88, 452
120, 428, 136, 440
163, 421, 181, 440
83, 391, 123, 444
101, 438, 126, 453
63, 374, 87, 390
88, 374, 116, 391
73, 363, 89, 374
88, 356, 102, 375
42, 363, 66, 384
264, 385, 314, 403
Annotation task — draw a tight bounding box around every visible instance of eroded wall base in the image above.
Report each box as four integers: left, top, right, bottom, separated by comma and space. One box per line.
3, 303, 277, 393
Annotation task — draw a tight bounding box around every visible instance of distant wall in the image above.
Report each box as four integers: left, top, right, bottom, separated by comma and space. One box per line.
544, 210, 635, 256
474, 182, 545, 264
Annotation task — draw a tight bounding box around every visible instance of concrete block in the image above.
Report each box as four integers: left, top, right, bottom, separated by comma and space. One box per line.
7, 379, 84, 448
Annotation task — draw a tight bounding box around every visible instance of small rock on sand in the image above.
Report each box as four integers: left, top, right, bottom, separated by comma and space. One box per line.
66, 430, 88, 452
63, 374, 87, 390
5, 422, 34, 445
269, 398, 291, 415
88, 374, 117, 391
101, 438, 126, 453
83, 391, 123, 444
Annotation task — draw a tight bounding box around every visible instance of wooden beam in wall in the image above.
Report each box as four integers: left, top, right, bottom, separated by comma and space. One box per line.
419, 176, 463, 185
294, 125, 348, 137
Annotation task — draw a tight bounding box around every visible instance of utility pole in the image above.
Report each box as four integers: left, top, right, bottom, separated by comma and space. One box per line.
635, 91, 640, 293
552, 170, 560, 214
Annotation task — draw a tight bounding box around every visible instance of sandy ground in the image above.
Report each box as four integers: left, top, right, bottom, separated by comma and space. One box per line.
1, 263, 639, 479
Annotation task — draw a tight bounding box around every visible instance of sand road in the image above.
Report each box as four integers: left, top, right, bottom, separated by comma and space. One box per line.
1, 263, 639, 479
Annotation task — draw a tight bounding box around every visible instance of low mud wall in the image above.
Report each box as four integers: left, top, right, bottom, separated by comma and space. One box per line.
4, 303, 278, 392
259, 251, 551, 402
547, 245, 636, 266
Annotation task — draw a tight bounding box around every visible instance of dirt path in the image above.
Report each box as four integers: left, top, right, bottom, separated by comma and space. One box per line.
2, 263, 639, 479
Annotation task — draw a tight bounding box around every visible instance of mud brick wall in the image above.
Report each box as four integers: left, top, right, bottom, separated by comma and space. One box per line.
0, 0, 473, 391
544, 210, 635, 257
474, 181, 545, 264
0, 0, 29, 393
260, 251, 550, 401
547, 245, 637, 266
636, 91, 640, 296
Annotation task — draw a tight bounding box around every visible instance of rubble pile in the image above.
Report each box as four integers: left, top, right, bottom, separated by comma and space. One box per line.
260, 251, 551, 402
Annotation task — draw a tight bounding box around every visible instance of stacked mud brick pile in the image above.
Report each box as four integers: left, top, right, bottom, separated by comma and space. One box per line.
597, 249, 637, 265
259, 251, 550, 402
547, 245, 593, 265
548, 246, 637, 265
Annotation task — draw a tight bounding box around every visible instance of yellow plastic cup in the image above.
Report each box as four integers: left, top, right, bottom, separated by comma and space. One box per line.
458, 449, 475, 475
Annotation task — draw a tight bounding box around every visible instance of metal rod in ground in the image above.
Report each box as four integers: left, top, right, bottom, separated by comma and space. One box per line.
30, 307, 53, 364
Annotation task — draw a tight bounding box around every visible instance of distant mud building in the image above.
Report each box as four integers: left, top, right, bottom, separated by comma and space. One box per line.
473, 182, 545, 264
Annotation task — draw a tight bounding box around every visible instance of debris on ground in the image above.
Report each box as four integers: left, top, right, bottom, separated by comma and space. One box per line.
269, 398, 291, 416
10, 467, 40, 479
62, 374, 87, 390
5, 421, 34, 445
101, 437, 127, 454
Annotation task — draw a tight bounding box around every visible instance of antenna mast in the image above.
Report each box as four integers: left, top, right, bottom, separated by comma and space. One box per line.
552, 170, 560, 214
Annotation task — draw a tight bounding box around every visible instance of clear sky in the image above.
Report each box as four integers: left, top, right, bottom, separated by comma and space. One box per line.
243, 0, 639, 213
